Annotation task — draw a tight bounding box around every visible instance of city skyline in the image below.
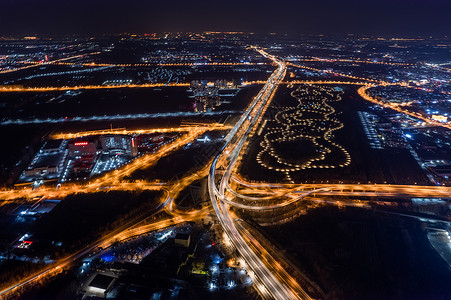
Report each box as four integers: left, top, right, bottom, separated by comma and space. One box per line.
0, 0, 450, 36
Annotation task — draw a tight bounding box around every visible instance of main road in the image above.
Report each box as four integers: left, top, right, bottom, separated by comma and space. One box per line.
208, 48, 311, 299
0, 166, 209, 298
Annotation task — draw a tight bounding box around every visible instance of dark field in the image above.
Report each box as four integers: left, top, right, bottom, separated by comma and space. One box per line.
240, 84, 430, 185
0, 190, 161, 293
0, 85, 261, 120
0, 125, 51, 185
263, 206, 451, 300
0, 84, 260, 185
24, 190, 160, 257
126, 136, 225, 182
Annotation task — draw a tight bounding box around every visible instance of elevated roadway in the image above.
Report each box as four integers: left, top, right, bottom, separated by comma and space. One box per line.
208, 48, 312, 299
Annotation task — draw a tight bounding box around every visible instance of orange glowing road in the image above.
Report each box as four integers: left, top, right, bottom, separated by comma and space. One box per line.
235, 219, 324, 299
0, 80, 375, 94
286, 80, 367, 85
0, 59, 262, 93
165, 162, 213, 216
357, 84, 451, 131
231, 176, 451, 199
0, 214, 197, 298
0, 161, 211, 298
287, 62, 386, 84
0, 52, 100, 74
0, 181, 165, 204
49, 123, 229, 140
209, 47, 312, 299
96, 215, 198, 250
291, 57, 412, 66
0, 125, 227, 202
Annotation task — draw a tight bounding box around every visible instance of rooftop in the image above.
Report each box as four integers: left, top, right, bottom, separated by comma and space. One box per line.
88, 273, 115, 290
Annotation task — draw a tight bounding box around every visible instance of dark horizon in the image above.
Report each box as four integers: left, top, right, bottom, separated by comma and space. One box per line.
1, 0, 450, 37
1, 3, 451, 299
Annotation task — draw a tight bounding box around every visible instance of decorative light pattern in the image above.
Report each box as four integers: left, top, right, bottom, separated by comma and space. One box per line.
256, 85, 351, 182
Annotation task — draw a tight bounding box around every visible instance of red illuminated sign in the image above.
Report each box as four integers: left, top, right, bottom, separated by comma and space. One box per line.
74, 141, 88, 146
16, 240, 33, 249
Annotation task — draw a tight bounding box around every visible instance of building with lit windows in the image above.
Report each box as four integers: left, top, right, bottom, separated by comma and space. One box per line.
100, 135, 138, 157
68, 140, 98, 156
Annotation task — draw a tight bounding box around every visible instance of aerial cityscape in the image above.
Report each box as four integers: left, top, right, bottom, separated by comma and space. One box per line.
0, 1, 450, 299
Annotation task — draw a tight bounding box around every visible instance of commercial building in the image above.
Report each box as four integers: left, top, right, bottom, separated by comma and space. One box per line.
100, 135, 138, 157
432, 115, 448, 123
134, 133, 165, 150
68, 140, 98, 156
81, 272, 118, 298
174, 233, 191, 248
67, 140, 99, 176
40, 139, 66, 154
24, 160, 59, 177
22, 140, 68, 180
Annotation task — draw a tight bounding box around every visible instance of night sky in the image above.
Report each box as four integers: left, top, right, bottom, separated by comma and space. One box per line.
0, 0, 450, 36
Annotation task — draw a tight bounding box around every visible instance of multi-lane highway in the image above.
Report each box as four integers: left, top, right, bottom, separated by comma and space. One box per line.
231, 177, 451, 198
0, 125, 224, 203
208, 48, 313, 299
208, 48, 451, 299
0, 165, 210, 298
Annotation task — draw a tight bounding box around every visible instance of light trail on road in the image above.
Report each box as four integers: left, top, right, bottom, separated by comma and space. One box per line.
50, 123, 229, 140
0, 215, 192, 298
0, 52, 100, 74
231, 175, 451, 198
0, 163, 210, 298
358, 84, 451, 131
288, 57, 412, 66
0, 82, 190, 93
208, 47, 312, 299
0, 126, 219, 202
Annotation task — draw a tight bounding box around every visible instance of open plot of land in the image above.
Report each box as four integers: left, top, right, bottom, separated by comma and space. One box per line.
126, 133, 225, 182
0, 125, 51, 185
0, 85, 261, 121
240, 84, 430, 185
25, 190, 161, 256
262, 206, 451, 300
